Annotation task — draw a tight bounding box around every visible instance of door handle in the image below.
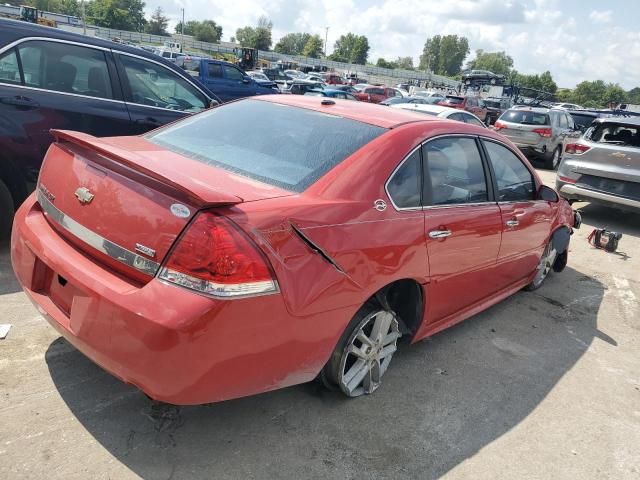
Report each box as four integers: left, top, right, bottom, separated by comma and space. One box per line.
506, 220, 519, 228
0, 95, 39, 108
429, 229, 452, 239
134, 117, 163, 127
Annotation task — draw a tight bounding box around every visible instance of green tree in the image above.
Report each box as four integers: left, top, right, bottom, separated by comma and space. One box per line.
235, 16, 273, 50
376, 58, 397, 69
330, 33, 370, 64
175, 20, 199, 36
419, 35, 468, 76
627, 87, 640, 104
512, 70, 557, 94
466, 49, 513, 76
274, 33, 311, 55
144, 6, 168, 35
302, 35, 324, 58
174, 20, 222, 42
395, 56, 414, 70
571, 80, 608, 107
86, 0, 146, 31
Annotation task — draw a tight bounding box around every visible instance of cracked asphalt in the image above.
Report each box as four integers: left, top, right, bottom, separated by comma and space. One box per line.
0, 168, 639, 480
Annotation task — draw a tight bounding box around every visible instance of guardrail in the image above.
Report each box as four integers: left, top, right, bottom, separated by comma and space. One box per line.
92, 26, 461, 88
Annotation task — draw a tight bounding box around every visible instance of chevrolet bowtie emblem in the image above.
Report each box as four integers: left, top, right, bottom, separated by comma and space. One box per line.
74, 187, 94, 205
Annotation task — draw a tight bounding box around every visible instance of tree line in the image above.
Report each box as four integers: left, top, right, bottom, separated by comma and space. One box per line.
5, 0, 637, 107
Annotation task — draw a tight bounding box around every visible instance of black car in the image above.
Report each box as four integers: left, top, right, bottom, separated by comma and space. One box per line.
567, 110, 605, 132
461, 69, 506, 85
483, 97, 512, 125
0, 19, 220, 238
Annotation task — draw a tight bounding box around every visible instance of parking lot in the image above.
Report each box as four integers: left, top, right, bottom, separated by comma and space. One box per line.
0, 168, 638, 479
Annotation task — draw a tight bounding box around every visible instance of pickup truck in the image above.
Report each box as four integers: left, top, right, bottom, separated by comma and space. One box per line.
353, 86, 404, 104
186, 59, 279, 102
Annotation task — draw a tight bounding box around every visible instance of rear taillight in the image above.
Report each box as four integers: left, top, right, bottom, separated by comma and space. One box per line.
533, 127, 553, 138
565, 143, 591, 155
158, 212, 277, 298
494, 120, 506, 130
558, 176, 577, 184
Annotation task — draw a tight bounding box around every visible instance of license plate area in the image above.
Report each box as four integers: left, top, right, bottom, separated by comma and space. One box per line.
32, 258, 80, 318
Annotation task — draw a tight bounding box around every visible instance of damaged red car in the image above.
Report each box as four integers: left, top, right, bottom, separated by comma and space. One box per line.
11, 96, 578, 405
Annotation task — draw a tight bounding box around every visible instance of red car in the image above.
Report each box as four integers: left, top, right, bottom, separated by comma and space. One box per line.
438, 95, 488, 122
322, 73, 344, 85
354, 86, 404, 104
11, 96, 578, 405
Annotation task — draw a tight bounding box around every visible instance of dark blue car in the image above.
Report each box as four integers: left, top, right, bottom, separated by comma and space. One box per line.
0, 19, 220, 237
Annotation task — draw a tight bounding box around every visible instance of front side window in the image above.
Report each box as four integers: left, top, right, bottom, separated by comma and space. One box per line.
224, 65, 244, 82
207, 64, 223, 78
17, 40, 113, 99
387, 149, 421, 209
483, 140, 535, 201
120, 55, 207, 112
423, 137, 488, 205
0, 48, 21, 85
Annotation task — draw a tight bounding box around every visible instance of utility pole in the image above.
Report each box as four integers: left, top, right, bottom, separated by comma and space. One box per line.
81, 0, 86, 35
324, 26, 329, 57
180, 7, 185, 53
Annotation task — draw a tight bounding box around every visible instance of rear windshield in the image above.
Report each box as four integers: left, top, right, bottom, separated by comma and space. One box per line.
570, 113, 598, 129
444, 96, 464, 104
501, 110, 550, 125
588, 122, 640, 147
146, 100, 386, 192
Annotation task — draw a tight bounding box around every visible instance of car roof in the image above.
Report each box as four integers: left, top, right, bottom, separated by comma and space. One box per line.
392, 104, 456, 115
255, 95, 442, 129
593, 115, 640, 126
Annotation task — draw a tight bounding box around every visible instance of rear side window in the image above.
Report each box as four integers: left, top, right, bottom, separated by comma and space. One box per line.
501, 110, 549, 125
147, 100, 386, 192
387, 149, 421, 209
483, 141, 535, 201
17, 40, 113, 99
423, 137, 488, 205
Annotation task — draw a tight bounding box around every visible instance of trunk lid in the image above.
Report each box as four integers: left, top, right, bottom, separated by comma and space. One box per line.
37, 130, 291, 282
499, 121, 543, 146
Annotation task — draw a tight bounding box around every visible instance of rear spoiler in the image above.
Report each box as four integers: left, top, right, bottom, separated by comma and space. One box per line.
50, 130, 243, 207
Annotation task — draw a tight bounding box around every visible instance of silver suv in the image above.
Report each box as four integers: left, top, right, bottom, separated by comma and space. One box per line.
556, 117, 640, 211
495, 107, 580, 169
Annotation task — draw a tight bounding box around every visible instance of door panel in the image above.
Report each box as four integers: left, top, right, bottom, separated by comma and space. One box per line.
425, 206, 502, 322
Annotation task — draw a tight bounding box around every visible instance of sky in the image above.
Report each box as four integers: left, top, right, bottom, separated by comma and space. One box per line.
147, 0, 640, 89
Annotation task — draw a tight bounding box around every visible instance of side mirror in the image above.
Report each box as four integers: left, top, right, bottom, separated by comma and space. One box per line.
538, 184, 559, 202
242, 77, 250, 84
209, 99, 220, 108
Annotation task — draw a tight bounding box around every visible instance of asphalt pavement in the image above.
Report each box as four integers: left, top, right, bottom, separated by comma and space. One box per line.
0, 168, 638, 480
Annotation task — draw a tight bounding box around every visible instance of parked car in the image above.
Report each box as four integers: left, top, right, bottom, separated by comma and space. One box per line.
246, 70, 279, 90
494, 107, 581, 169
11, 95, 578, 404
556, 116, 640, 210
352, 83, 370, 91
175, 54, 208, 71
191, 59, 279, 102
0, 19, 220, 239
461, 69, 506, 85
304, 89, 357, 100
554, 102, 584, 110
282, 79, 324, 95
304, 74, 325, 84
284, 69, 305, 79
483, 97, 512, 125
354, 86, 404, 104
438, 95, 488, 123
392, 103, 488, 128
261, 68, 293, 86
380, 96, 435, 106
346, 76, 367, 86
566, 110, 604, 132
322, 73, 344, 85
332, 85, 359, 94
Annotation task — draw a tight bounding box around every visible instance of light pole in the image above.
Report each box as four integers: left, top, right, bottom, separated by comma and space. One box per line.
180, 7, 185, 53
81, 0, 86, 35
324, 26, 329, 57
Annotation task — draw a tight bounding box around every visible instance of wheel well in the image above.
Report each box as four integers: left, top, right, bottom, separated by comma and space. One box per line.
372, 279, 423, 339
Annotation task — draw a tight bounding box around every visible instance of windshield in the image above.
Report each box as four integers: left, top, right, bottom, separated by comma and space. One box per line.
501, 110, 550, 125
146, 100, 386, 192
588, 122, 640, 147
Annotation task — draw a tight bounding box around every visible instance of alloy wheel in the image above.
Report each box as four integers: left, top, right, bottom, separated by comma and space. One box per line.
338, 310, 401, 397
532, 243, 557, 288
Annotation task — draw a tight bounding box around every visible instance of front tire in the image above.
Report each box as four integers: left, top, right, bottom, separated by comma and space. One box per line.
525, 242, 557, 291
323, 304, 401, 397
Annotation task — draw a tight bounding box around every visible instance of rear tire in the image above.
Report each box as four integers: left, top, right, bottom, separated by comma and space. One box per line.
0, 180, 14, 241
544, 146, 561, 170
323, 303, 401, 397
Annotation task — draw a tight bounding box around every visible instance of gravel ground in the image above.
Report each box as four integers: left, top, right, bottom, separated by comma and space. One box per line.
0, 168, 638, 480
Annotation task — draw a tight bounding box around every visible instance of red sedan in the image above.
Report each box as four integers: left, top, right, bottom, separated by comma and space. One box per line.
11, 96, 578, 405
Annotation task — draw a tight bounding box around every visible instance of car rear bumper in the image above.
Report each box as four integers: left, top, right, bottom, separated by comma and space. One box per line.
557, 182, 640, 210
11, 194, 351, 404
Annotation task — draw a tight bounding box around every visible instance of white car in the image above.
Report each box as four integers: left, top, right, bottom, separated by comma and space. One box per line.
247, 71, 270, 82
304, 74, 325, 83
284, 70, 305, 79
553, 102, 584, 110
391, 103, 487, 128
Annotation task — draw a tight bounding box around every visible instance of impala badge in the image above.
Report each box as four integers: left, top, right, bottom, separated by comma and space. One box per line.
135, 243, 156, 258
74, 187, 94, 205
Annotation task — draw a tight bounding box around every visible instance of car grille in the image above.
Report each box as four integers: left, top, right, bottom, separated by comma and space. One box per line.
577, 175, 640, 201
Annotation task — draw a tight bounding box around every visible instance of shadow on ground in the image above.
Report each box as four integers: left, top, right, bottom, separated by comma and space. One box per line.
46, 266, 609, 480
0, 243, 21, 295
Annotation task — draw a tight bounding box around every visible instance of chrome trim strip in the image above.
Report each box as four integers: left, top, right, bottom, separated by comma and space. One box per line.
37, 190, 160, 276
423, 201, 497, 210
0, 36, 111, 54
